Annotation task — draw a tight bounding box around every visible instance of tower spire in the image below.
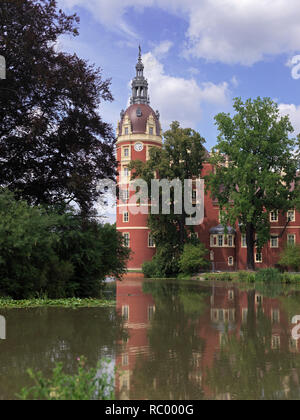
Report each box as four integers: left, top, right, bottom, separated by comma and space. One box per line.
130, 46, 150, 105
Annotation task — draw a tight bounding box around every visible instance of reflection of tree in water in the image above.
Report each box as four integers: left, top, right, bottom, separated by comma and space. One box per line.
207, 291, 300, 400
130, 281, 209, 400
0, 307, 126, 400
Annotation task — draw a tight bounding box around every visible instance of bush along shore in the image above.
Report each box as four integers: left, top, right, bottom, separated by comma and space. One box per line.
199, 268, 300, 284
0, 297, 116, 309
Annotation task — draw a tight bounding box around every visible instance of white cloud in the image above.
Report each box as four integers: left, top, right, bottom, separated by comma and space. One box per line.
152, 40, 173, 58
60, 0, 300, 65
279, 103, 300, 134
142, 51, 230, 130
286, 55, 300, 80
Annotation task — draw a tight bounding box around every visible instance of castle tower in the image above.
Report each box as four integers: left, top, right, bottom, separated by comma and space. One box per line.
116, 47, 162, 272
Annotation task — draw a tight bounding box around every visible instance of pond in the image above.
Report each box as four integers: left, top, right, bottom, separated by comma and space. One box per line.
1, 277, 300, 400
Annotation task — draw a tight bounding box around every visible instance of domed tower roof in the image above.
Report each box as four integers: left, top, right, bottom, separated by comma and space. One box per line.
118, 46, 161, 137
120, 103, 161, 135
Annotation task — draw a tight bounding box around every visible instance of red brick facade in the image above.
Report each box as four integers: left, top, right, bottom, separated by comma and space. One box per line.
116, 55, 299, 273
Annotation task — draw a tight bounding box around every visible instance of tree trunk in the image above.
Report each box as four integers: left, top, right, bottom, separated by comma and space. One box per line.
246, 223, 255, 271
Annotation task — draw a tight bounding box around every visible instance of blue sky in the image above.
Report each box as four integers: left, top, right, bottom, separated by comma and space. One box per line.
57, 0, 300, 152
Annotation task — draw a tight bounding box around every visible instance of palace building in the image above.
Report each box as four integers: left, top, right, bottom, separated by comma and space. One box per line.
116, 49, 300, 273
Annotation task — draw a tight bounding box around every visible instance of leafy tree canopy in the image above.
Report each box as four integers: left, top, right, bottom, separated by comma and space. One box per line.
130, 121, 207, 277
0, 0, 116, 216
206, 97, 300, 270
0, 189, 129, 299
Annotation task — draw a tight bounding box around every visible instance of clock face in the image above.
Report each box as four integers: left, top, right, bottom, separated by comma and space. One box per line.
134, 142, 144, 152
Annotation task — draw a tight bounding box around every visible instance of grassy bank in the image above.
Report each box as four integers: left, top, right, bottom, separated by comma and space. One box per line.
199, 269, 300, 284
0, 297, 116, 309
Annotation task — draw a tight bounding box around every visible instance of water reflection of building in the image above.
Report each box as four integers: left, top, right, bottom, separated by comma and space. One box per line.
115, 278, 300, 400
116, 278, 155, 399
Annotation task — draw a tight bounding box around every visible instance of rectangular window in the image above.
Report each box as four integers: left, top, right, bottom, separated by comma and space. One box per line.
228, 256, 234, 266
123, 167, 129, 178
218, 235, 223, 247
124, 127, 129, 135
272, 309, 280, 324
270, 210, 278, 222
255, 252, 263, 263
228, 290, 234, 300
241, 234, 247, 248
149, 127, 154, 135
122, 189, 129, 201
122, 305, 129, 321
148, 305, 155, 321
228, 235, 233, 247
287, 210, 295, 222
256, 294, 263, 304
270, 236, 278, 248
271, 335, 280, 350
123, 147, 129, 158
122, 353, 129, 366
123, 212, 129, 223
123, 233, 130, 248
148, 234, 155, 248
288, 234, 296, 245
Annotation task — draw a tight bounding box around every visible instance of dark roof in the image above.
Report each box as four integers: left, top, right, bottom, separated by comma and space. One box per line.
120, 104, 160, 135
209, 224, 236, 234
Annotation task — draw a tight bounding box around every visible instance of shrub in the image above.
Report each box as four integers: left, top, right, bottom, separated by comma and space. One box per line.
278, 245, 300, 272
18, 357, 114, 400
142, 259, 163, 279
0, 189, 130, 299
178, 243, 209, 275
142, 245, 180, 278
255, 268, 281, 283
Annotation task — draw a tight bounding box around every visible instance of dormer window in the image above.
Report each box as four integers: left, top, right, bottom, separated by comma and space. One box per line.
125, 127, 129, 135
149, 126, 154, 135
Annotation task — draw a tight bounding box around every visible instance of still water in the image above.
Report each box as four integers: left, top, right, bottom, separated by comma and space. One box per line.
1, 277, 300, 400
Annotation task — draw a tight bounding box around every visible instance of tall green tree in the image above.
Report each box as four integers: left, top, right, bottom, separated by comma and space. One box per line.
0, 189, 130, 299
0, 0, 116, 216
206, 97, 300, 271
130, 121, 207, 276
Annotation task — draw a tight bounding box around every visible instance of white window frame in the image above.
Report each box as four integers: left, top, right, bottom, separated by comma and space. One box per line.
241, 234, 247, 248
218, 235, 223, 247
287, 210, 295, 222
122, 189, 129, 202
271, 335, 281, 350
122, 353, 129, 366
123, 233, 130, 248
123, 212, 129, 223
123, 146, 130, 158
255, 252, 263, 263
287, 234, 296, 245
228, 256, 234, 266
148, 234, 155, 248
270, 236, 278, 248
228, 235, 234, 247
270, 210, 278, 222
122, 305, 129, 320
148, 305, 156, 321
